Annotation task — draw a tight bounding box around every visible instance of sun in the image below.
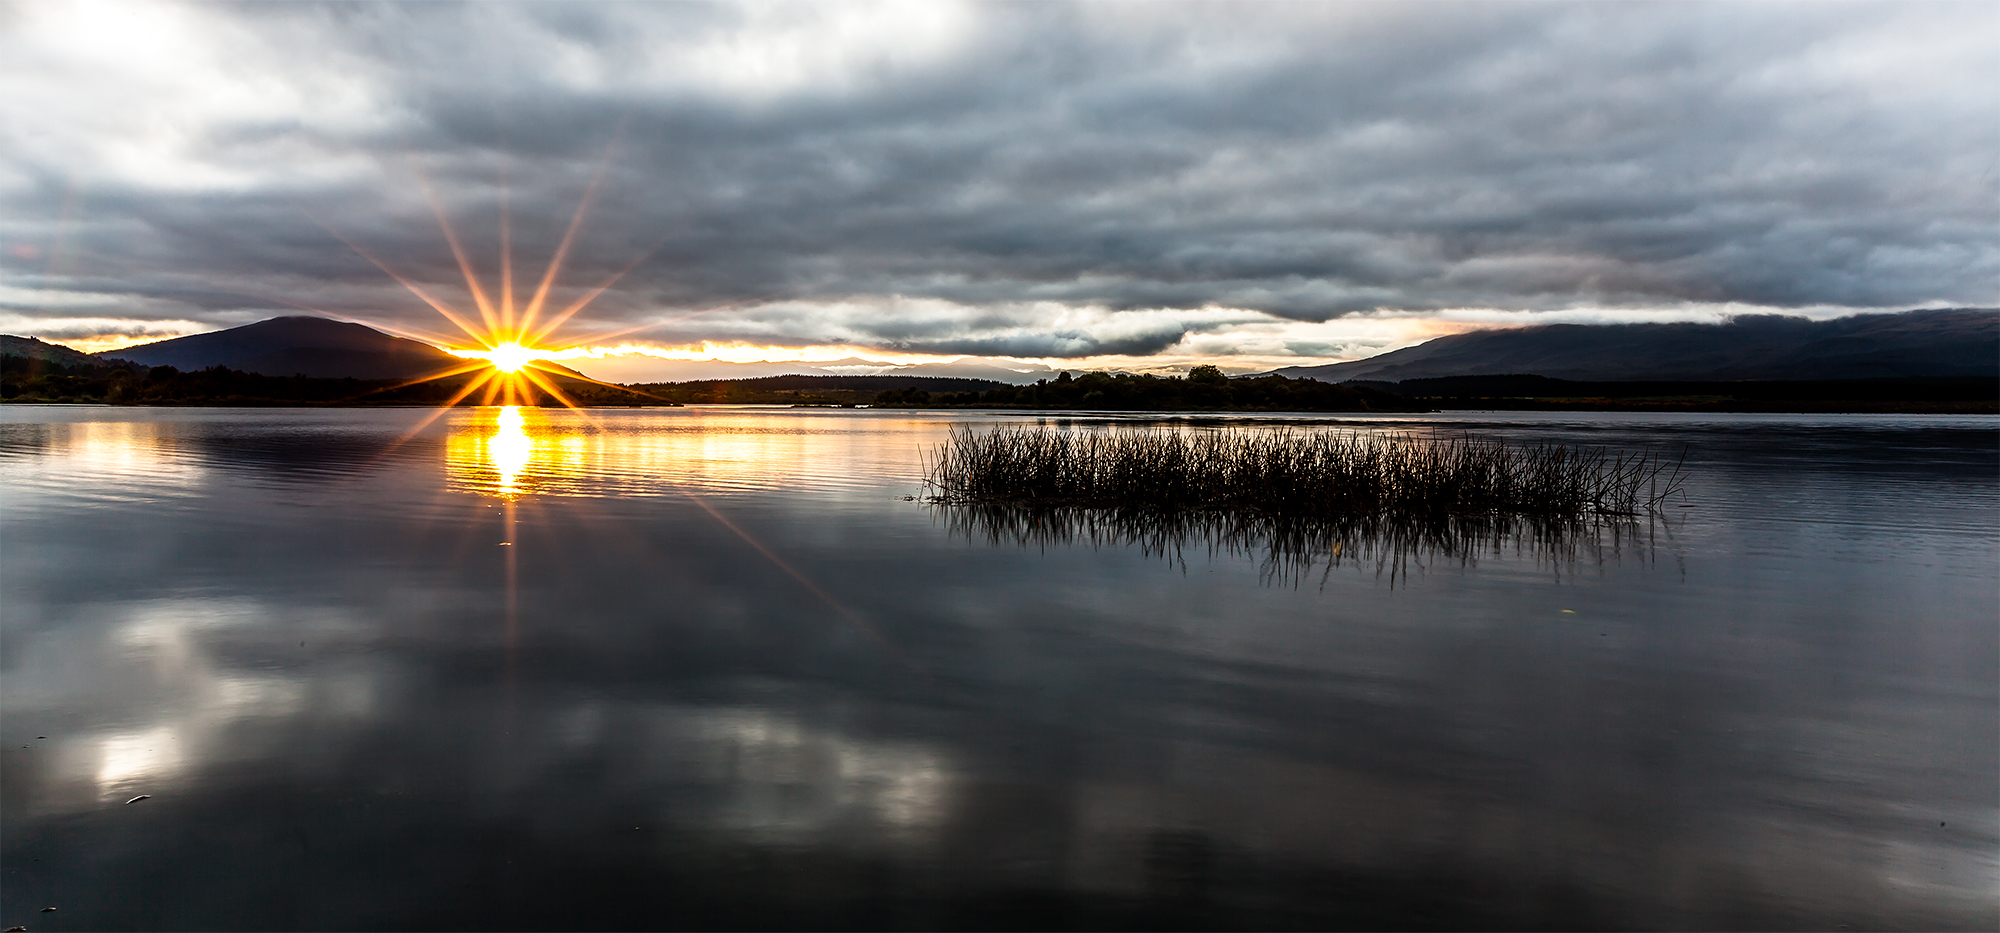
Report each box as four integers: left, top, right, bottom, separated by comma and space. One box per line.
486, 342, 535, 374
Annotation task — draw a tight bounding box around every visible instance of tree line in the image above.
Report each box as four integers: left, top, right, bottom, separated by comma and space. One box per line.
6, 355, 1426, 413
873, 366, 1425, 412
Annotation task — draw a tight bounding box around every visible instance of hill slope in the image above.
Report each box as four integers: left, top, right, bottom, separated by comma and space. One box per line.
97, 317, 467, 380
2, 335, 120, 367
1274, 308, 1999, 382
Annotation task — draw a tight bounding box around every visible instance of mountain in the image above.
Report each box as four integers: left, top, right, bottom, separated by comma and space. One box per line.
97, 317, 468, 380
2, 335, 121, 367
1271, 309, 1999, 383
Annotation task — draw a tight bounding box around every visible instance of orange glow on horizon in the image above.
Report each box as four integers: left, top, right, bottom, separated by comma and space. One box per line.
38, 332, 209, 355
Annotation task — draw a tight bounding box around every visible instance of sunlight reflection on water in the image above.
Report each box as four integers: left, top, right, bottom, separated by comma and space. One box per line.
441, 406, 937, 499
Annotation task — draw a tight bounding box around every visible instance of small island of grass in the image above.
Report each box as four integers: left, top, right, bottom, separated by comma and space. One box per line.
927, 426, 1685, 519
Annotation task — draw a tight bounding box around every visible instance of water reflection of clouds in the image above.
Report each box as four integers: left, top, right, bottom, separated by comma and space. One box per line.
16, 590, 959, 847
4, 408, 1993, 929
19, 597, 378, 809
92, 726, 184, 799
646, 705, 953, 839
534, 698, 957, 840
1, 419, 207, 503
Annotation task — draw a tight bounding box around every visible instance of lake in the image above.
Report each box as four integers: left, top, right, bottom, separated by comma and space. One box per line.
2, 405, 1994, 930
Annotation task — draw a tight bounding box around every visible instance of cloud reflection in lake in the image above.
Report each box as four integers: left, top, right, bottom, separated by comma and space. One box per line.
1, 407, 1992, 930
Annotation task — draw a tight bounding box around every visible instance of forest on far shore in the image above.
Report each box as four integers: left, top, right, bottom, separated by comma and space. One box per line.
6, 355, 1988, 413
2, 357, 1421, 412
872, 367, 1425, 412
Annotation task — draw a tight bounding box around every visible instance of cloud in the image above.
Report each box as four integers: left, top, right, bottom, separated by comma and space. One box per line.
2, 1, 1994, 362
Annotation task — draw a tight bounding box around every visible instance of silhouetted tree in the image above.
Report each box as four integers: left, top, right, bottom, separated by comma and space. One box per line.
1187, 364, 1227, 386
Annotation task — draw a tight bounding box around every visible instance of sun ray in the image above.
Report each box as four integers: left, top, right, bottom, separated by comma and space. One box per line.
367, 262, 487, 345
514, 368, 609, 429
352, 319, 474, 351
385, 369, 500, 448
499, 170, 515, 334
419, 173, 502, 337
518, 152, 614, 340
676, 491, 900, 653
332, 360, 496, 403
526, 249, 659, 346
201, 287, 476, 352
516, 366, 572, 405
312, 216, 487, 343
522, 226, 683, 345
521, 360, 676, 404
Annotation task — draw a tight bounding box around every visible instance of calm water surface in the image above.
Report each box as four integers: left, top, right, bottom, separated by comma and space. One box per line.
2, 406, 1994, 930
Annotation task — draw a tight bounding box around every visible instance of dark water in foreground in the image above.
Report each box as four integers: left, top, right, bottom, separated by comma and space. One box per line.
2, 406, 1994, 930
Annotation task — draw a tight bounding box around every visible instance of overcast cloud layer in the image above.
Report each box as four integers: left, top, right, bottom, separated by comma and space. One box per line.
2, 1, 1995, 372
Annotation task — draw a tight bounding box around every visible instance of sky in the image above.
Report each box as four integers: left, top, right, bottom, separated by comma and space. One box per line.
2, 1, 1995, 380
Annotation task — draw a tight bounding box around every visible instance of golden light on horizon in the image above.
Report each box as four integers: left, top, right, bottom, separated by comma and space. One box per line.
480, 341, 537, 374
490, 342, 530, 373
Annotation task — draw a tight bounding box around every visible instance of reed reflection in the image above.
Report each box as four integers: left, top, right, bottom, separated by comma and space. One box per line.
941, 503, 1664, 587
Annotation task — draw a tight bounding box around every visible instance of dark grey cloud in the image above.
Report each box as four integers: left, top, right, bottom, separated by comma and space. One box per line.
1, 1, 1994, 358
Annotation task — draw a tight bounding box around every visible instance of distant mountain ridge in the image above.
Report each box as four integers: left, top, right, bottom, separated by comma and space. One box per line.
96, 317, 468, 380
1272, 309, 1999, 383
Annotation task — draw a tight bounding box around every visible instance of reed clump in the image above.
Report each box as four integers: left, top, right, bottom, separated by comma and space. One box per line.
926, 426, 1685, 518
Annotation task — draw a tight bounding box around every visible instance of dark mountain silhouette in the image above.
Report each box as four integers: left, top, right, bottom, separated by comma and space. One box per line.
1, 334, 122, 367
94, 316, 471, 380
1272, 308, 1999, 383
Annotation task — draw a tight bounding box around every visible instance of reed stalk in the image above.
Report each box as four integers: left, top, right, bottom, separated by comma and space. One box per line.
926, 426, 1686, 518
